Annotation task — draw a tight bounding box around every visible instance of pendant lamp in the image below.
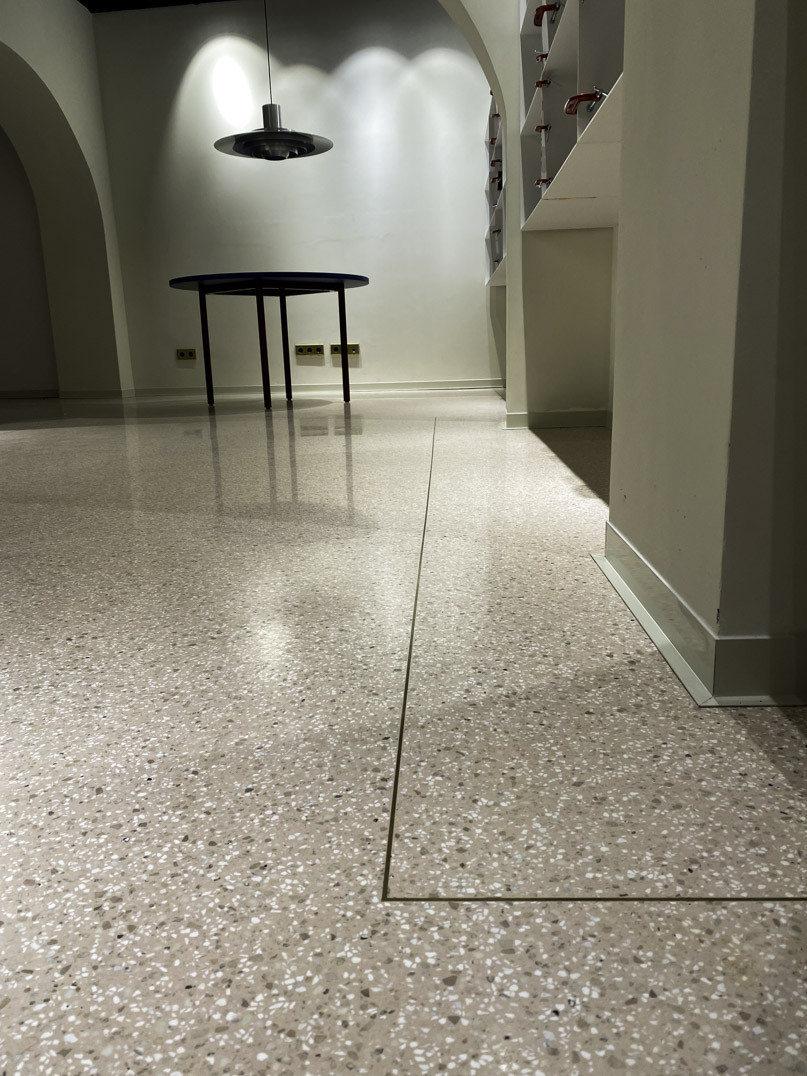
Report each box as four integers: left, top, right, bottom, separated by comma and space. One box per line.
214, 0, 332, 161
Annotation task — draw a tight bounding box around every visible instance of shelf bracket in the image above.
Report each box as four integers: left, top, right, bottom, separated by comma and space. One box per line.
564, 87, 607, 115
534, 3, 561, 27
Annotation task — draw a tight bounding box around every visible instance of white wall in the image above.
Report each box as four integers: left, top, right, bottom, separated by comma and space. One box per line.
605, 0, 805, 698
608, 0, 755, 631
521, 228, 613, 425
715, 0, 807, 694
437, 0, 612, 428
438, 0, 525, 412
93, 0, 493, 393
0, 124, 57, 396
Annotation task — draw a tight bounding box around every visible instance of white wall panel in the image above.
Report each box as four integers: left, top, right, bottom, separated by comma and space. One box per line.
94, 0, 493, 393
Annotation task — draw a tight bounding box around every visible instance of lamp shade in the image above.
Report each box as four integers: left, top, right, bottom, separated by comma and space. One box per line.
214, 103, 333, 161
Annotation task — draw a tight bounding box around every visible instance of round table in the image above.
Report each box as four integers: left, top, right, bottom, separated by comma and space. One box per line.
169, 272, 370, 408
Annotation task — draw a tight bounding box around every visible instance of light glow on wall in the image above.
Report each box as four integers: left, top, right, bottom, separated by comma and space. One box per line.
121, 10, 490, 390
212, 55, 254, 128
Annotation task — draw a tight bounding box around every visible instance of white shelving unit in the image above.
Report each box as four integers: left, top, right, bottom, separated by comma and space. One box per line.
520, 0, 624, 230
486, 96, 506, 284
524, 74, 622, 230
577, 0, 625, 138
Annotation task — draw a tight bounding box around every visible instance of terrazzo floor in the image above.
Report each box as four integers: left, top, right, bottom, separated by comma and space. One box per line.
1, 390, 805, 1075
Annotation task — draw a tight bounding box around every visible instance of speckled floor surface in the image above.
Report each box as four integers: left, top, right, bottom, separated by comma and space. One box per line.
1, 391, 805, 1075
388, 419, 807, 900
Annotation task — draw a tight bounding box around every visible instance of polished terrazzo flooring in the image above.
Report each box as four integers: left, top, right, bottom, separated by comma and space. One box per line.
1, 391, 805, 1075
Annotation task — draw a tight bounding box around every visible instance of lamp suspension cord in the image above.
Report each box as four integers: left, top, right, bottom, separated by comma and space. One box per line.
263, 0, 274, 104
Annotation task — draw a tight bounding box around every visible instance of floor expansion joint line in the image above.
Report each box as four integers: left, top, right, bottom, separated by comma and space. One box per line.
381, 418, 438, 901
382, 895, 807, 904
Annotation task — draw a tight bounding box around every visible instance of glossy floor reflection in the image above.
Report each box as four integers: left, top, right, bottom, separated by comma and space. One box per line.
1, 391, 805, 1076
388, 420, 807, 899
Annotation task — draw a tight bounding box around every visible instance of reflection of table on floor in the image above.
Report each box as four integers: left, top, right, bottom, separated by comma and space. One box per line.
169, 272, 370, 408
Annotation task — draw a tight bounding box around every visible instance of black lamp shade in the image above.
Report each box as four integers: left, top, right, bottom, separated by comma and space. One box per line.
214, 103, 333, 161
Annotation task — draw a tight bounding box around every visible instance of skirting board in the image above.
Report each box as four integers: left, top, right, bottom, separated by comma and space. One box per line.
594, 553, 717, 707
594, 526, 805, 707
58, 389, 129, 400
0, 389, 60, 399
134, 379, 504, 398
505, 409, 608, 430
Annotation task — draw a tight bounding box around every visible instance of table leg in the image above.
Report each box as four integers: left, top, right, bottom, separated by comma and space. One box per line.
278, 292, 293, 402
255, 284, 272, 410
337, 281, 350, 403
198, 287, 215, 408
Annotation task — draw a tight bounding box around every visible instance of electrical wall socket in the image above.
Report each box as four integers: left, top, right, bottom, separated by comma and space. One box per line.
176, 348, 197, 360
295, 344, 325, 356
330, 343, 360, 355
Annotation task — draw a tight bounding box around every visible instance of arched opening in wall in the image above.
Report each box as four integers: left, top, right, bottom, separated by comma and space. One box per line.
434, 0, 503, 110
0, 123, 58, 397
0, 44, 122, 398
435, 0, 507, 389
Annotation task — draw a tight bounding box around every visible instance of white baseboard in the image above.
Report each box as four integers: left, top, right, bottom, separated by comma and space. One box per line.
595, 523, 806, 706
0, 390, 60, 399
133, 378, 504, 398
58, 390, 126, 400
505, 409, 608, 430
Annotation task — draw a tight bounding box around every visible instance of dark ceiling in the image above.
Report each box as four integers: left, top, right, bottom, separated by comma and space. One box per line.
77, 0, 238, 11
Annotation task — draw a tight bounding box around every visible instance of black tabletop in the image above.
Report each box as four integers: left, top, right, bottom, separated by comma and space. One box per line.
169, 272, 370, 297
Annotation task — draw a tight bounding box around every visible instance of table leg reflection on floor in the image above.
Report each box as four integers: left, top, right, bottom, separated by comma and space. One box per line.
263, 412, 278, 507
342, 404, 354, 519
207, 412, 224, 512
286, 405, 299, 503
260, 405, 356, 516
